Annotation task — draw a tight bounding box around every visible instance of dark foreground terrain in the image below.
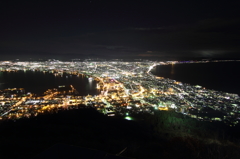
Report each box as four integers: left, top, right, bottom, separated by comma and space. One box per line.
0, 108, 240, 159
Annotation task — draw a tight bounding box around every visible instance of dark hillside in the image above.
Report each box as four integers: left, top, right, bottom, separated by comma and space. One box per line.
0, 108, 240, 159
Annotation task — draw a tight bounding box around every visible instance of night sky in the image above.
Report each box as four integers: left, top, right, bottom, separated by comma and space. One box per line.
1, 0, 240, 60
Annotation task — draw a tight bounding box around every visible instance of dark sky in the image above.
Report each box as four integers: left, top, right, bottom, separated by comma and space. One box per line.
0, 0, 240, 60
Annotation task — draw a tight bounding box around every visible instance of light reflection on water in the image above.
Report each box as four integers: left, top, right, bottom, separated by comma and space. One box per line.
0, 71, 100, 96
170, 64, 175, 75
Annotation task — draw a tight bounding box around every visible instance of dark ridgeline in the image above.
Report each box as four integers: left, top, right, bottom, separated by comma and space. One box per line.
152, 62, 240, 95
1, 108, 240, 159
0, 108, 154, 159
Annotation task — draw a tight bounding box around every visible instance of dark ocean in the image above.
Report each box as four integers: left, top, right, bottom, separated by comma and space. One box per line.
0, 70, 99, 95
152, 62, 240, 95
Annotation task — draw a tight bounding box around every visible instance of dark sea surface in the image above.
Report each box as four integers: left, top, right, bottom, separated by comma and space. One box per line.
152, 62, 240, 95
0, 70, 100, 95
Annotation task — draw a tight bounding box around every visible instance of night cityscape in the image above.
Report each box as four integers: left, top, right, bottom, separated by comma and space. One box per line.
1, 60, 240, 126
1, 0, 240, 158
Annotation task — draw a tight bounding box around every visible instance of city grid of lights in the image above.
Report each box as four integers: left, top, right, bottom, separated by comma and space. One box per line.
0, 59, 239, 126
